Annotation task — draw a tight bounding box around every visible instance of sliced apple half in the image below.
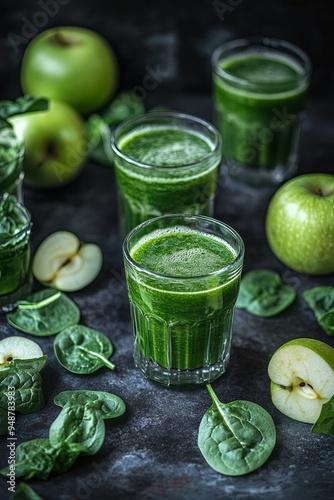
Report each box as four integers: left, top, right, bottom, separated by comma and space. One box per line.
268, 338, 334, 424
0, 336, 43, 367
32, 231, 103, 292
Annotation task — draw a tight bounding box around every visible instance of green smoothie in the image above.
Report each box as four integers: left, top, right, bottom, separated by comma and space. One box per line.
113, 114, 222, 236
0, 194, 32, 312
213, 47, 310, 173
125, 226, 241, 373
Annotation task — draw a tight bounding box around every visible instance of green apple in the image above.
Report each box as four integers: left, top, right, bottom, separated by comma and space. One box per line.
32, 231, 103, 292
0, 336, 43, 367
268, 338, 334, 423
20, 26, 119, 115
9, 100, 87, 189
265, 173, 334, 275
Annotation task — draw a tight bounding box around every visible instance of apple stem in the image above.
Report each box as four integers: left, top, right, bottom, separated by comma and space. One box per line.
49, 32, 76, 47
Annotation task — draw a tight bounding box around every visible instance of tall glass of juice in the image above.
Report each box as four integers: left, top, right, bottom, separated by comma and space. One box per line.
0, 194, 33, 313
111, 112, 222, 236
212, 37, 311, 184
123, 214, 244, 387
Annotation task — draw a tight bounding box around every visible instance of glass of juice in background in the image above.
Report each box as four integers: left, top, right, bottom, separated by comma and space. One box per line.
212, 37, 311, 184
112, 112, 222, 236
123, 214, 244, 387
0, 194, 33, 313
0, 127, 25, 201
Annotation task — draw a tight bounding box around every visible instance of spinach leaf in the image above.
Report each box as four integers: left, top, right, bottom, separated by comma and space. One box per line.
236, 269, 296, 317
198, 384, 276, 476
0, 96, 48, 124
50, 404, 105, 455
0, 438, 80, 480
311, 395, 334, 438
0, 390, 126, 480
54, 390, 126, 419
1, 439, 55, 480
0, 369, 44, 414
50, 391, 126, 455
53, 325, 115, 374
0, 355, 47, 373
86, 92, 145, 166
7, 288, 80, 336
303, 287, 334, 336
9, 482, 44, 500
51, 442, 84, 474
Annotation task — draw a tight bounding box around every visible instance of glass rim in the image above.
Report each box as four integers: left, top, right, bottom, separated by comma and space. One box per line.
0, 197, 32, 243
123, 214, 245, 281
111, 111, 222, 170
211, 36, 312, 89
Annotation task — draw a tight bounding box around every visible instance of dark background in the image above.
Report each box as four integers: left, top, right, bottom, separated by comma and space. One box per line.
0, 0, 334, 103
0, 3, 334, 500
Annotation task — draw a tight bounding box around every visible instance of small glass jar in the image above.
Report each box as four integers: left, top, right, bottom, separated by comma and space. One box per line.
0, 127, 25, 202
212, 37, 312, 185
0, 194, 33, 313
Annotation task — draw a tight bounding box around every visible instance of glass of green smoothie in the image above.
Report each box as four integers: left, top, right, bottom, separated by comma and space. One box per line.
0, 194, 33, 313
123, 214, 244, 387
111, 112, 222, 236
0, 127, 25, 201
212, 37, 311, 184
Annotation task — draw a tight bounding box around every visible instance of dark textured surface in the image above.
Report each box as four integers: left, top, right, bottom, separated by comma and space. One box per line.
0, 2, 334, 497
0, 93, 333, 500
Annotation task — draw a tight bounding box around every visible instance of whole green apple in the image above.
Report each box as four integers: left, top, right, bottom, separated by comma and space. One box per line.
265, 173, 334, 275
20, 26, 119, 115
9, 100, 87, 189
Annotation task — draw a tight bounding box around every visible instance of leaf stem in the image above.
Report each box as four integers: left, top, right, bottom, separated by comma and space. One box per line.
17, 291, 62, 310
77, 346, 116, 371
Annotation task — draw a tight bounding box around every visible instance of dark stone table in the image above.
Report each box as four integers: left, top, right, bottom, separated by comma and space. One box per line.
0, 94, 333, 500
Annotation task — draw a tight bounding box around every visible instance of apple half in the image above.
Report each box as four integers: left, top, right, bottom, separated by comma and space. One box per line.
0, 336, 43, 367
32, 231, 103, 292
268, 338, 334, 423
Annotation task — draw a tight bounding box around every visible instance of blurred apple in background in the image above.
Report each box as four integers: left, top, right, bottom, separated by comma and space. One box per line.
265, 173, 334, 275
9, 100, 87, 189
20, 26, 119, 116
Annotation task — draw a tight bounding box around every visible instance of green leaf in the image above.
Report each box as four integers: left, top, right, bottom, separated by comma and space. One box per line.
9, 482, 44, 500
303, 287, 334, 336
0, 127, 22, 171
198, 385, 276, 476
0, 355, 47, 373
50, 391, 126, 456
49, 404, 106, 455
7, 288, 80, 336
0, 369, 44, 414
51, 442, 84, 474
0, 389, 126, 480
0, 439, 55, 480
311, 395, 334, 438
0, 96, 48, 122
86, 91, 145, 166
53, 325, 115, 374
54, 390, 126, 419
236, 269, 296, 317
